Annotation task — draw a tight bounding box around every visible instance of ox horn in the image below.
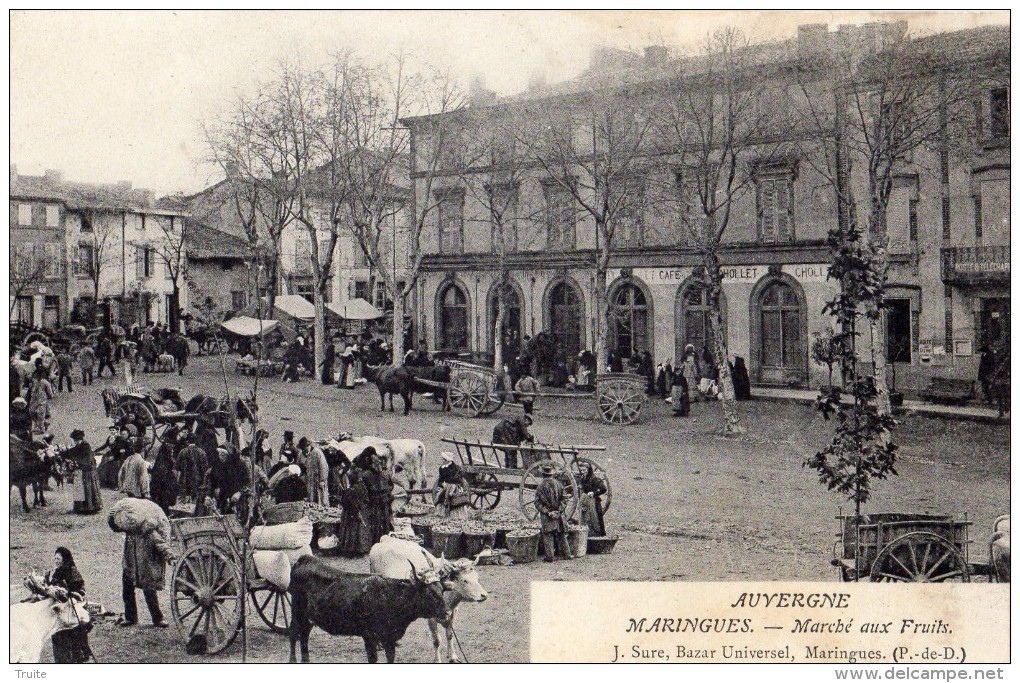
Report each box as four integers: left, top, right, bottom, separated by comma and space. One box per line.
407, 559, 420, 582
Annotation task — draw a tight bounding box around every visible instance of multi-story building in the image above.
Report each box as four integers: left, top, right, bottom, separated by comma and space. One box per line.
10, 166, 189, 329
404, 23, 1009, 394
185, 220, 253, 320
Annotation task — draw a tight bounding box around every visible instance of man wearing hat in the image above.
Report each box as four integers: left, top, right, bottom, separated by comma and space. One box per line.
492, 414, 535, 469
535, 462, 574, 562
11, 397, 32, 440
275, 430, 299, 474
297, 437, 329, 505
175, 433, 209, 510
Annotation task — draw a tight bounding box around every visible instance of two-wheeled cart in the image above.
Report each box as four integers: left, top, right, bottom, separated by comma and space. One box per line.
168, 515, 291, 655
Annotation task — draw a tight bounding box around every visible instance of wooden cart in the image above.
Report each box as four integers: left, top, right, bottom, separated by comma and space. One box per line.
168, 515, 291, 655
832, 512, 989, 582
439, 361, 646, 425
440, 437, 612, 522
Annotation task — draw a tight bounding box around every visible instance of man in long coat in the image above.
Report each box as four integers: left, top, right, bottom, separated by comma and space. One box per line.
298, 437, 329, 505
535, 463, 573, 562
492, 414, 534, 469
112, 505, 174, 628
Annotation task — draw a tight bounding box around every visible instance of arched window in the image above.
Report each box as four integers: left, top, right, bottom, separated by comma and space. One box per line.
610, 283, 649, 359
675, 279, 727, 365
489, 285, 522, 360
759, 281, 803, 373
438, 283, 469, 351
548, 281, 583, 359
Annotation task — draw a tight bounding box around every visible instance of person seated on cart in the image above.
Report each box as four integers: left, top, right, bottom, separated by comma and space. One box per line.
492, 414, 534, 469
536, 462, 574, 562
434, 452, 471, 520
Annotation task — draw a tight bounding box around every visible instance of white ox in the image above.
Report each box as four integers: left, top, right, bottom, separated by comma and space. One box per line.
11, 596, 91, 663
369, 536, 488, 663
990, 515, 1010, 583
339, 436, 427, 500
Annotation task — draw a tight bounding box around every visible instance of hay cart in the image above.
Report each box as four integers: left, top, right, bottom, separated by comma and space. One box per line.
438, 361, 647, 425
832, 512, 990, 582
439, 437, 611, 522
168, 515, 291, 655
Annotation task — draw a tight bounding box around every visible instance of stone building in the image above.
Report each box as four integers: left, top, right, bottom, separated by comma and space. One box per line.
404, 23, 1009, 394
185, 220, 253, 321
10, 167, 189, 329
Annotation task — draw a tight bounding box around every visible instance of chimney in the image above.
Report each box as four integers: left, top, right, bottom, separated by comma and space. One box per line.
798, 24, 829, 59
644, 45, 668, 67
44, 168, 64, 184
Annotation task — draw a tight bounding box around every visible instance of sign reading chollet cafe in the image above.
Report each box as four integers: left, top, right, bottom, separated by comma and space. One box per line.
640, 264, 829, 286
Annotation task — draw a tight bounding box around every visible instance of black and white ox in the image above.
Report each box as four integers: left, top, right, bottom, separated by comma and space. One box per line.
288, 554, 450, 663
11, 595, 91, 663
370, 536, 489, 663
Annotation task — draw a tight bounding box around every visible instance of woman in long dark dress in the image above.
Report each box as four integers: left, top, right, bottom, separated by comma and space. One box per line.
336, 447, 393, 556
64, 429, 102, 514
150, 428, 181, 513
45, 547, 92, 663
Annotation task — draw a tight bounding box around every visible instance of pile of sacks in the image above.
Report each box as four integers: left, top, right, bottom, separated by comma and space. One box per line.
250, 518, 314, 591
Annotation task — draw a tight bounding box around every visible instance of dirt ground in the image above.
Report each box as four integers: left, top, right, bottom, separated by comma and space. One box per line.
9, 355, 1010, 663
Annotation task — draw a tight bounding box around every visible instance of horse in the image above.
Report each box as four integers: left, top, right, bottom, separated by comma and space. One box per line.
363, 365, 416, 415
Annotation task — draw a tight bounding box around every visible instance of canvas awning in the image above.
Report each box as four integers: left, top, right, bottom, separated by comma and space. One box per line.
326, 297, 385, 321
274, 294, 316, 322
220, 316, 279, 337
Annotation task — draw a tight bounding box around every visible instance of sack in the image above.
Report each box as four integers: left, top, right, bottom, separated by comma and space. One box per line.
250, 518, 313, 550
283, 545, 313, 564
108, 498, 170, 539
252, 550, 291, 590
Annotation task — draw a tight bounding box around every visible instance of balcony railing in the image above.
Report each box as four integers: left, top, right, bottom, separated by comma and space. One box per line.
941, 245, 1010, 285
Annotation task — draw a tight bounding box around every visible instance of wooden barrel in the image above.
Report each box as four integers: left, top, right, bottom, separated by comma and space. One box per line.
432, 528, 464, 559
506, 531, 540, 564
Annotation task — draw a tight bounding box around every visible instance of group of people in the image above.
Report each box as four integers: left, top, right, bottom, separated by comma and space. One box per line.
280, 329, 393, 386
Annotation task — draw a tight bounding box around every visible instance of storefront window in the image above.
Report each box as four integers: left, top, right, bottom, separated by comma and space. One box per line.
610, 283, 649, 359
760, 281, 802, 370
548, 281, 583, 359
489, 285, 522, 358
885, 298, 912, 364
438, 283, 469, 351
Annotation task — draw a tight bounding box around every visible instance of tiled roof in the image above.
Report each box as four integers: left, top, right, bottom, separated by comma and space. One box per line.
185, 220, 251, 260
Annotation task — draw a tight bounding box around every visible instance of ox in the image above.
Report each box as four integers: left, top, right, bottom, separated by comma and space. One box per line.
363, 365, 417, 415
10, 435, 57, 512
11, 596, 91, 663
155, 353, 177, 373
406, 365, 452, 411
338, 436, 427, 502
288, 554, 450, 663
370, 536, 489, 663
990, 515, 1010, 583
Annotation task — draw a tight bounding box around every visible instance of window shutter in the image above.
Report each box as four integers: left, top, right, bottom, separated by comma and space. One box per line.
775, 181, 790, 242
136, 245, 145, 277
760, 179, 776, 243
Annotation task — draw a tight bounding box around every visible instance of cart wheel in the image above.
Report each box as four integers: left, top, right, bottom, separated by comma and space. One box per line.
249, 583, 291, 634
596, 378, 644, 425
870, 532, 971, 583
519, 460, 579, 522
469, 472, 501, 510
447, 372, 491, 417
170, 544, 243, 654
571, 457, 613, 513
477, 390, 505, 417
113, 398, 157, 452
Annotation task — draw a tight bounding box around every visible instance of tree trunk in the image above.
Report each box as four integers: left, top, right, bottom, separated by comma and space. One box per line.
169, 285, 180, 334
391, 291, 405, 365
313, 289, 327, 384
703, 252, 743, 435
594, 250, 610, 374
493, 284, 507, 371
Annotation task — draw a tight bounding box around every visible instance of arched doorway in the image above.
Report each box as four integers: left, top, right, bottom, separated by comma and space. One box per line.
488, 281, 523, 361
609, 280, 652, 361
674, 277, 727, 365
750, 276, 807, 385
544, 279, 585, 361
436, 281, 470, 352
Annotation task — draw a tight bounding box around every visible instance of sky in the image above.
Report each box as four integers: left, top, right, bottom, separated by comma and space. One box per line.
9, 9, 1010, 196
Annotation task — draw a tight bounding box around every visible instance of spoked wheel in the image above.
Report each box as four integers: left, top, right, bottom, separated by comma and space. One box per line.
869, 532, 971, 583
596, 377, 645, 425
170, 544, 243, 654
571, 457, 613, 513
519, 460, 579, 522
469, 472, 502, 510
249, 582, 291, 634
447, 372, 491, 417
477, 389, 505, 417
112, 398, 157, 452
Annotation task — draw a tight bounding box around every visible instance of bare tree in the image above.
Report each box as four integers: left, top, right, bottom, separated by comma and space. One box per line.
9, 244, 48, 316
148, 201, 189, 333
525, 88, 653, 373
336, 54, 465, 363
655, 28, 789, 435
70, 207, 120, 323
793, 25, 990, 414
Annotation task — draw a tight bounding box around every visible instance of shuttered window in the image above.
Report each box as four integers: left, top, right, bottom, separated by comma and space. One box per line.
757, 176, 794, 243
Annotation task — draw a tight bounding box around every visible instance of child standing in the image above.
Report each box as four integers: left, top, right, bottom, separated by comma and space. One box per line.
514, 373, 539, 415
